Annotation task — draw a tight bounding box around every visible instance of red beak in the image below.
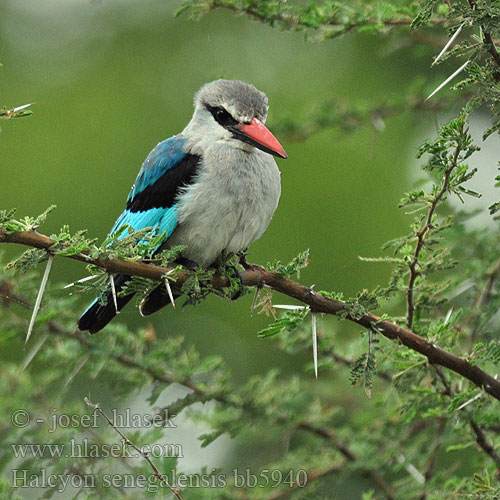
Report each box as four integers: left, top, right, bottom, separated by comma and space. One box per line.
236, 118, 288, 159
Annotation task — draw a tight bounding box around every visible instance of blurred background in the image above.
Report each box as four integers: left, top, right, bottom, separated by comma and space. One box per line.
1, 1, 498, 497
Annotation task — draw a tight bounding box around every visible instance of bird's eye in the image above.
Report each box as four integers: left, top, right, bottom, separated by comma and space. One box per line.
205, 104, 238, 127
215, 108, 226, 119
213, 107, 233, 123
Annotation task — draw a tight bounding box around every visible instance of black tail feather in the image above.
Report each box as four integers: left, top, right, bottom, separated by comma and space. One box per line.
139, 283, 180, 317
78, 274, 135, 334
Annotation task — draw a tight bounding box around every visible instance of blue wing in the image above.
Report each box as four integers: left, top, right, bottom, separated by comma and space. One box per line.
78, 135, 200, 334
109, 135, 200, 245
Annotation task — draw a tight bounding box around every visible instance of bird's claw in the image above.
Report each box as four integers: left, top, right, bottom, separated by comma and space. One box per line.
229, 265, 246, 301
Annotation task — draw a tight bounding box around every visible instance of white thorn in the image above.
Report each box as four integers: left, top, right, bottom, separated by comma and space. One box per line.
397, 455, 425, 484
63, 355, 90, 388
12, 102, 34, 113
109, 274, 119, 314
273, 304, 307, 310
456, 391, 483, 411
312, 312, 318, 379
426, 60, 471, 101
77, 253, 94, 263
406, 464, 426, 484
63, 274, 101, 289
444, 307, 453, 325
25, 255, 54, 348
20, 334, 48, 371
432, 22, 465, 66
372, 114, 386, 131
164, 277, 176, 309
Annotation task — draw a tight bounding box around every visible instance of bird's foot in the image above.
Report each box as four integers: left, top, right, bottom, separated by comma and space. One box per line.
226, 266, 247, 300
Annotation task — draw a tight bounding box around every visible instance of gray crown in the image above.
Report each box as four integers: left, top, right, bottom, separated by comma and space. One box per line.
195, 79, 269, 123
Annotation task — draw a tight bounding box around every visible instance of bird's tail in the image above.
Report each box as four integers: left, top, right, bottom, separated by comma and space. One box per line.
139, 283, 180, 317
78, 274, 135, 334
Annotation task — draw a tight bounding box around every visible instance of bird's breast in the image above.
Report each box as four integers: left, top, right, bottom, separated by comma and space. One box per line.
168, 146, 281, 266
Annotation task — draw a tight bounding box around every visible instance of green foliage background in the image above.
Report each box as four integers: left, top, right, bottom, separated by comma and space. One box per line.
0, 0, 424, 374
2, 1, 500, 499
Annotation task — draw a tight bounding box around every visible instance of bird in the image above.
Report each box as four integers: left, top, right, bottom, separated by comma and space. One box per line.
78, 79, 287, 334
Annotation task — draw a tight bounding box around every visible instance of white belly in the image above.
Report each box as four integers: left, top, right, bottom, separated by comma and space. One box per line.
167, 147, 281, 266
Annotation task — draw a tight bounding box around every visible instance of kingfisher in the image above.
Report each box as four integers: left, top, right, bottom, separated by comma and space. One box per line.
78, 79, 287, 334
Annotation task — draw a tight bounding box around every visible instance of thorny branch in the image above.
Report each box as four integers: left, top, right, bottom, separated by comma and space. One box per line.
3, 228, 500, 404
5, 269, 499, 496
204, 1, 452, 34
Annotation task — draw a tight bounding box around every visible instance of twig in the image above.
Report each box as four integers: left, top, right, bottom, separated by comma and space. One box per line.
0, 280, 31, 308
84, 397, 183, 500
470, 420, 500, 467
3, 229, 500, 403
406, 134, 463, 330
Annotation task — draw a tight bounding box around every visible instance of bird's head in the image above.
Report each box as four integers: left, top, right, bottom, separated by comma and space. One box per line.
185, 79, 287, 159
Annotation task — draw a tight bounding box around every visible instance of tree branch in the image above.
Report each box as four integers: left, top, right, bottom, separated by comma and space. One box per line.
202, 0, 452, 34
3, 228, 500, 404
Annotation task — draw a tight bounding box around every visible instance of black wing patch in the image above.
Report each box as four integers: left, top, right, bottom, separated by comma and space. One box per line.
127, 153, 200, 213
